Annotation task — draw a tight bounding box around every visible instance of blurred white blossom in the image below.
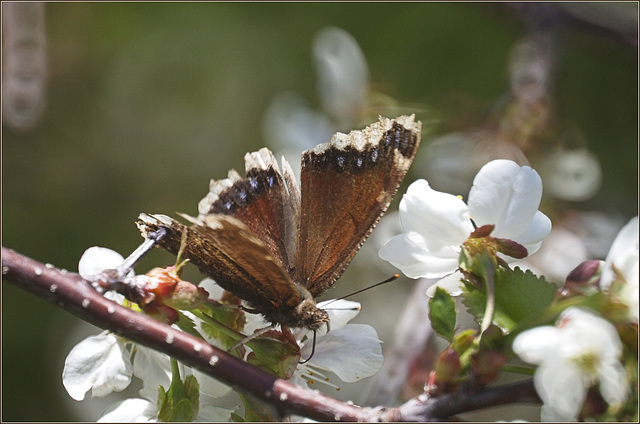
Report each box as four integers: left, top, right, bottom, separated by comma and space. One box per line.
518, 226, 588, 283
541, 148, 602, 202
600, 216, 639, 322
513, 307, 628, 421
263, 26, 370, 158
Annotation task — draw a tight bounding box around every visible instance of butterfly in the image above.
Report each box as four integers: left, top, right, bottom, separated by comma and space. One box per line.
138, 115, 421, 330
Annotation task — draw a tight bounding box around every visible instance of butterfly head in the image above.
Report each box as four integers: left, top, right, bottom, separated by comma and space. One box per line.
294, 297, 330, 331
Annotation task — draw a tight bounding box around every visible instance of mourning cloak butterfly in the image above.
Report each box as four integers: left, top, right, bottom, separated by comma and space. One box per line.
138, 115, 421, 330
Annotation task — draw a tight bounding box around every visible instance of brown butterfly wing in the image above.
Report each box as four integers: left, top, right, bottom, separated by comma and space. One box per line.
137, 213, 302, 314
294, 115, 421, 297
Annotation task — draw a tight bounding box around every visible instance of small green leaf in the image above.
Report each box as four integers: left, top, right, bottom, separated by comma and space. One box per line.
184, 375, 200, 411
451, 329, 476, 355
462, 266, 556, 332
190, 304, 247, 352
429, 287, 457, 342
246, 329, 300, 378
157, 385, 172, 422
157, 361, 201, 422
238, 393, 278, 422
172, 398, 196, 422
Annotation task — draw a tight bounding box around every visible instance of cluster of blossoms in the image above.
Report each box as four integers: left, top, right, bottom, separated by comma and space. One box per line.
378, 158, 638, 421
64, 248, 383, 421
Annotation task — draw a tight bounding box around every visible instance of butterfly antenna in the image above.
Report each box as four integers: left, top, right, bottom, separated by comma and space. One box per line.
322, 274, 400, 308
299, 330, 317, 364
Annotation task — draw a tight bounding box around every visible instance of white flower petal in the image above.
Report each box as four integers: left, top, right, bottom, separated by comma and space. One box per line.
78, 247, 128, 278
98, 398, 158, 422
198, 278, 225, 299
191, 369, 232, 398
304, 324, 383, 382
469, 160, 544, 237
512, 326, 562, 364
63, 331, 132, 401
313, 27, 369, 125
317, 299, 360, 330
196, 403, 235, 422
379, 231, 460, 279
426, 273, 464, 297
399, 179, 472, 246
535, 360, 585, 421
560, 308, 623, 359
515, 308, 628, 421
133, 346, 173, 402
601, 216, 639, 290
508, 211, 552, 255
598, 361, 629, 405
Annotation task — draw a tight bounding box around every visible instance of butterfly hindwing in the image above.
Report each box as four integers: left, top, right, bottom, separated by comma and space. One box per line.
197, 148, 299, 274
137, 213, 302, 314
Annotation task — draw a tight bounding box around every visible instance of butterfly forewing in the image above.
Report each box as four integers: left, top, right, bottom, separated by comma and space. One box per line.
295, 115, 421, 297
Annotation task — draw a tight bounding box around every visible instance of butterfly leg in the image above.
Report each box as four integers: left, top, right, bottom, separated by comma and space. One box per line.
228, 324, 276, 353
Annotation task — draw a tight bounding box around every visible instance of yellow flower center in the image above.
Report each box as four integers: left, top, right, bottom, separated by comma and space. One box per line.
571, 350, 599, 383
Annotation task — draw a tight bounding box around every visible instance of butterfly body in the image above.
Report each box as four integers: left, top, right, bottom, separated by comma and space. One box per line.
138, 115, 421, 330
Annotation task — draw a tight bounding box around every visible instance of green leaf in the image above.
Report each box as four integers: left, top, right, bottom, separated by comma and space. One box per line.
157, 385, 172, 422
462, 266, 556, 332
246, 329, 300, 378
238, 393, 278, 422
157, 362, 200, 421
173, 311, 203, 338
429, 287, 457, 342
173, 398, 197, 422
184, 375, 200, 411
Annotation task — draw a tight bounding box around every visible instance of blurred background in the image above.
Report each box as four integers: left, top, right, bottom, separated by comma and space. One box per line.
2, 2, 637, 421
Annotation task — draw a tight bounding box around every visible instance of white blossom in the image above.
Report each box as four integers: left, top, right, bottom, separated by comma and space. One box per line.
380, 159, 551, 295
292, 299, 384, 388
68, 248, 232, 421
63, 330, 133, 401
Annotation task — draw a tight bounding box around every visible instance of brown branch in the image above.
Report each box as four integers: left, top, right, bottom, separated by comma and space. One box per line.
378, 380, 540, 421
2, 246, 541, 421
1, 246, 369, 421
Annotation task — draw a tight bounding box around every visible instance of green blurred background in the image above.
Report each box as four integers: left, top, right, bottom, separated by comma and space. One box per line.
2, 2, 637, 421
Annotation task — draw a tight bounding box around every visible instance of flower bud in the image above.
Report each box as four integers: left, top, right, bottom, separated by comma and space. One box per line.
557, 260, 602, 299
164, 281, 209, 311
434, 348, 461, 384
144, 266, 180, 299
472, 349, 507, 387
